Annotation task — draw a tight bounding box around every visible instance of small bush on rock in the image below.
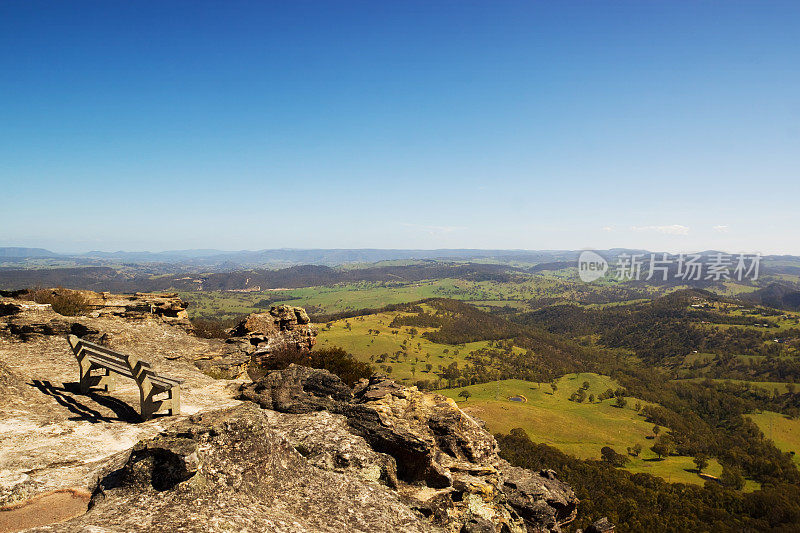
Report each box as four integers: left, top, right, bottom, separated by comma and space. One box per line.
190, 316, 243, 338
32, 288, 90, 316
249, 345, 373, 386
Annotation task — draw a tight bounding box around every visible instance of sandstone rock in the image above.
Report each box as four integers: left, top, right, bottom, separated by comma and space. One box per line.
264, 409, 399, 487
239, 363, 353, 412
205, 305, 317, 379
0, 299, 23, 317
581, 517, 615, 533
0, 290, 293, 380
227, 305, 317, 356
499, 464, 578, 530
0, 301, 243, 506
239, 366, 579, 532
0, 290, 192, 342
41, 404, 435, 533
26, 288, 191, 325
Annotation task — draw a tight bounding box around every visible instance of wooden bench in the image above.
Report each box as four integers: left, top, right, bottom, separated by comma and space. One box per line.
66, 334, 183, 421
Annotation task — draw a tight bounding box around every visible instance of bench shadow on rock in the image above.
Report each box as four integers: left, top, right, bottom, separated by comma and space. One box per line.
29, 380, 142, 423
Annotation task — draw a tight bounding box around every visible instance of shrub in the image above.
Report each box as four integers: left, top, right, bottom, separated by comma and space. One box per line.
32, 288, 90, 316
249, 345, 373, 386
191, 316, 243, 338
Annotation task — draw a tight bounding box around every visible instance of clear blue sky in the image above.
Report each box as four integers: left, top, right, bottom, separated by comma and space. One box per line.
1, 1, 798, 254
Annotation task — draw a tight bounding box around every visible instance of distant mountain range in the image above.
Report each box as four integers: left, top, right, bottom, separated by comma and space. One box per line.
0, 247, 587, 267
2, 248, 800, 308
2, 247, 799, 269
0, 247, 60, 258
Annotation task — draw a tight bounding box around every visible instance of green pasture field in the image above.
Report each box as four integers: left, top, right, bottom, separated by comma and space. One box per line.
316, 310, 522, 383
440, 374, 759, 490
748, 411, 800, 466
179, 271, 667, 320
180, 280, 463, 318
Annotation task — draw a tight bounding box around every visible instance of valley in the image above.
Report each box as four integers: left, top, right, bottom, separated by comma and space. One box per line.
3, 253, 800, 531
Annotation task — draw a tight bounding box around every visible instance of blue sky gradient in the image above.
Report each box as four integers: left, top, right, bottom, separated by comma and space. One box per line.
1, 1, 798, 253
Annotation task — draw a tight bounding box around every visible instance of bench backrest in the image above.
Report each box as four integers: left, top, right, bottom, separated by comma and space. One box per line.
67, 335, 183, 387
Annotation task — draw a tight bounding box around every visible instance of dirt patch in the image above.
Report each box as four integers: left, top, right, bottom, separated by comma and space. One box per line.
0, 488, 91, 532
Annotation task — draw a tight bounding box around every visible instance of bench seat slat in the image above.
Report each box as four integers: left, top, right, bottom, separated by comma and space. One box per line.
81, 351, 131, 372
150, 375, 184, 386
83, 349, 183, 386
77, 341, 152, 370
86, 356, 135, 378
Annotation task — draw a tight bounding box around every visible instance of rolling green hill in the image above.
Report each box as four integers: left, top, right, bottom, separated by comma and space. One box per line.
439, 374, 756, 489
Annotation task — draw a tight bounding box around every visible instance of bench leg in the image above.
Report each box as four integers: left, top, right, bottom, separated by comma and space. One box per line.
139, 380, 155, 421
96, 369, 114, 392
78, 356, 93, 394
167, 386, 180, 416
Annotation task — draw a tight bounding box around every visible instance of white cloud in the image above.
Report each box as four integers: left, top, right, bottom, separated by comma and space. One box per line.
713, 225, 730, 233
601, 226, 614, 232
631, 224, 690, 235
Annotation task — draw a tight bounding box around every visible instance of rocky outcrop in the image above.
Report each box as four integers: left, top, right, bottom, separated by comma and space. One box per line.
500, 465, 580, 530
580, 517, 615, 533
0, 298, 243, 508
199, 305, 318, 379
240, 365, 579, 532
42, 404, 433, 533
0, 291, 318, 382
0, 289, 191, 340
226, 305, 316, 358
61, 289, 190, 326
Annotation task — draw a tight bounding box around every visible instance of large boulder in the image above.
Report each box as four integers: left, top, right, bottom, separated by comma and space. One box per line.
209, 305, 317, 379
500, 464, 579, 529
226, 305, 316, 357
43, 404, 434, 533
239, 366, 579, 533
239, 362, 352, 412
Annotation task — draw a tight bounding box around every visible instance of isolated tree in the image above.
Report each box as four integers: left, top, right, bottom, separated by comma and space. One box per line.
601, 446, 628, 467
653, 425, 661, 437
458, 390, 472, 402
694, 454, 709, 474
582, 381, 590, 390
651, 436, 672, 460
588, 394, 595, 403
631, 443, 642, 457
615, 396, 628, 408
550, 382, 558, 394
